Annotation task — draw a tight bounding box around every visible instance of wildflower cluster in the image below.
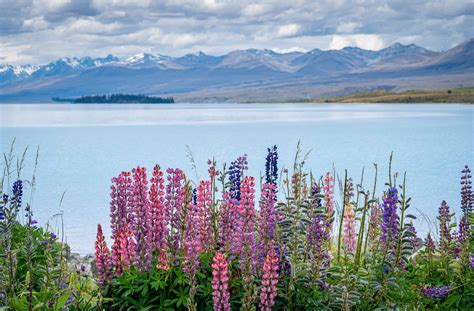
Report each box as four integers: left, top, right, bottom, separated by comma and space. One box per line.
93, 150, 473, 310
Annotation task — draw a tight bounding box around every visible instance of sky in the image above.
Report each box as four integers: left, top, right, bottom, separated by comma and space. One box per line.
1, 0, 473, 65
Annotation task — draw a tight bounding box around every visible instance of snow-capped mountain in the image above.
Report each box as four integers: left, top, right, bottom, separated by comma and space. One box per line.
0, 39, 472, 102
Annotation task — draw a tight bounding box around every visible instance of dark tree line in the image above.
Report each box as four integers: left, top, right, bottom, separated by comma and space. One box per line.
52, 94, 174, 103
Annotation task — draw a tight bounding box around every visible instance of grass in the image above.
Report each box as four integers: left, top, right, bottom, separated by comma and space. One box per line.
306, 87, 474, 103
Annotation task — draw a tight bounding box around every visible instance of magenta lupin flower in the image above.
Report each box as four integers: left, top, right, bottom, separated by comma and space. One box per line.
343, 204, 356, 254
211, 252, 231, 311
219, 191, 238, 255
166, 168, 186, 254
130, 166, 152, 271
257, 183, 277, 267
235, 176, 257, 272
149, 164, 168, 254
110, 171, 132, 239
260, 249, 279, 311
323, 172, 335, 227
95, 224, 112, 286
196, 180, 213, 251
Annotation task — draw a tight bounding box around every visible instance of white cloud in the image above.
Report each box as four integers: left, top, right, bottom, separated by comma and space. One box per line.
276, 24, 301, 38
329, 34, 384, 50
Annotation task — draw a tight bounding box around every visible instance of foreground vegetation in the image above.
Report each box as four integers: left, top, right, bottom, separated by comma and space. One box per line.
307, 87, 474, 103
1, 143, 473, 310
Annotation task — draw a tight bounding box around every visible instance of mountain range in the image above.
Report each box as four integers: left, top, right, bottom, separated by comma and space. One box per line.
1, 39, 472, 102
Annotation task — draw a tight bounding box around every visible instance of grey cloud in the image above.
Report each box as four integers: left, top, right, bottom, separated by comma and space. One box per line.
0, 0, 472, 65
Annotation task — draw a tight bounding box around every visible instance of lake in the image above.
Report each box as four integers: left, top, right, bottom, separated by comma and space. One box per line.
0, 103, 472, 254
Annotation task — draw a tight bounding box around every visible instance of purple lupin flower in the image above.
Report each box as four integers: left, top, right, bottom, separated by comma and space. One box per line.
307, 214, 331, 280
311, 181, 322, 209
228, 154, 248, 201
196, 180, 212, 252
421, 285, 451, 299
460, 165, 472, 214
130, 166, 152, 271
110, 171, 132, 240
265, 145, 278, 185
437, 200, 452, 254
380, 187, 399, 252
149, 165, 168, 254
166, 168, 186, 256
219, 191, 238, 256
235, 176, 257, 273
406, 224, 419, 251
257, 183, 277, 268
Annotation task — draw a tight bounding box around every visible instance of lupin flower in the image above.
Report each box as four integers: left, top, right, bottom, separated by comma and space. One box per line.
380, 187, 399, 252
149, 165, 168, 254
460, 165, 472, 214
211, 252, 231, 311
95, 224, 112, 286
406, 224, 419, 251
323, 172, 335, 226
367, 200, 382, 246
112, 223, 135, 272
130, 166, 152, 271
307, 214, 331, 275
265, 145, 278, 185
311, 181, 322, 209
196, 180, 213, 251
0, 193, 8, 220
260, 250, 279, 311
166, 168, 186, 255
228, 154, 248, 200
421, 285, 451, 299
110, 171, 132, 239
257, 183, 277, 267
343, 204, 356, 254
235, 176, 257, 272
437, 200, 452, 253
11, 180, 23, 212
156, 251, 170, 271
183, 201, 203, 277
219, 191, 238, 255
426, 233, 436, 254
455, 215, 469, 259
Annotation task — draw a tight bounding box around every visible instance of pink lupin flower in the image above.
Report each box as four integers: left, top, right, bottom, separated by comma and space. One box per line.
235, 176, 257, 272
118, 223, 135, 270
166, 168, 186, 255
257, 183, 277, 268
343, 204, 356, 254
211, 252, 231, 311
196, 180, 213, 251
149, 164, 168, 254
156, 251, 170, 271
130, 166, 152, 271
95, 224, 112, 286
323, 172, 335, 228
260, 249, 279, 311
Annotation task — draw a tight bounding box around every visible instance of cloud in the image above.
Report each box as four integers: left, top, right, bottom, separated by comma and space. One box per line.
329, 34, 384, 50
0, 0, 472, 65
276, 24, 301, 38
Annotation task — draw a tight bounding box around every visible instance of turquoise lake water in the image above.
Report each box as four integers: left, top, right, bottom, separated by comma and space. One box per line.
1, 103, 473, 254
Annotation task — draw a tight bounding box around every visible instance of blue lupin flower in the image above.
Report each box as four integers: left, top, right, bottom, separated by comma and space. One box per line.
229, 154, 248, 200
11, 180, 23, 212
265, 145, 278, 185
